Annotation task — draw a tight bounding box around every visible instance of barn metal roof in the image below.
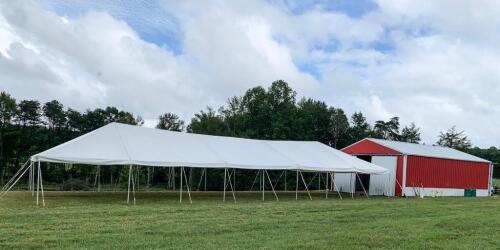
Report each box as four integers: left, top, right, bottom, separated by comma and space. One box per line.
367, 138, 490, 163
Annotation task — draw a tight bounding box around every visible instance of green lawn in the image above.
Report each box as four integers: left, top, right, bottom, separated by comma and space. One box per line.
0, 191, 499, 249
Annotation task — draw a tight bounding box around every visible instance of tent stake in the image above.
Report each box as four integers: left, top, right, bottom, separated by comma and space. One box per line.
265, 170, 279, 201
356, 173, 369, 198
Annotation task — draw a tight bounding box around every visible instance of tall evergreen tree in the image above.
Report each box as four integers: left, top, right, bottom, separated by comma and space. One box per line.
437, 126, 472, 150
400, 123, 421, 143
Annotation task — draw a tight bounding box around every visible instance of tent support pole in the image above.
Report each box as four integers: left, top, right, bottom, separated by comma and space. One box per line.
131, 166, 136, 205
28, 162, 32, 193
182, 167, 192, 204
265, 170, 279, 201
39, 161, 45, 206
204, 168, 207, 191
197, 168, 205, 191
127, 165, 132, 204
0, 161, 31, 199
325, 172, 328, 199
31, 162, 35, 196
36, 161, 40, 206
356, 173, 369, 198
180, 167, 183, 203
350, 173, 354, 198
299, 170, 312, 200
331, 173, 342, 200
227, 169, 236, 202
250, 170, 260, 191
284, 170, 287, 191
261, 169, 265, 201
295, 170, 298, 200
272, 171, 285, 190
223, 168, 227, 202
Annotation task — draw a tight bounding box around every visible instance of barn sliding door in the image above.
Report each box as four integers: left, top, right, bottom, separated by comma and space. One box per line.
369, 156, 397, 196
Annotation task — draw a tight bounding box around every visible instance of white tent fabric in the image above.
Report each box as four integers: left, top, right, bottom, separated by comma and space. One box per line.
31, 123, 388, 174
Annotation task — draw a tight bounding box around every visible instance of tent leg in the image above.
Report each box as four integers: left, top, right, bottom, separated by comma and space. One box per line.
31, 162, 34, 195
131, 166, 136, 205
331, 173, 342, 200
325, 172, 328, 199
284, 171, 287, 191
0, 161, 31, 199
28, 162, 32, 192
204, 168, 207, 191
356, 173, 369, 198
127, 165, 132, 204
180, 167, 183, 203
227, 169, 236, 202
36, 161, 40, 206
272, 171, 285, 190
223, 168, 227, 202
295, 170, 298, 200
137, 166, 141, 192
265, 170, 279, 201
261, 170, 265, 201
182, 167, 192, 204
350, 173, 354, 198
38, 161, 45, 206
197, 168, 205, 191
250, 170, 260, 191
299, 170, 312, 200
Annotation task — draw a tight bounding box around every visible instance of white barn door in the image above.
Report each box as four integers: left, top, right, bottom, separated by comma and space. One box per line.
369, 156, 397, 196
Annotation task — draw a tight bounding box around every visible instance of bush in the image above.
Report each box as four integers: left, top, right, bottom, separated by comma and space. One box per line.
61, 179, 88, 191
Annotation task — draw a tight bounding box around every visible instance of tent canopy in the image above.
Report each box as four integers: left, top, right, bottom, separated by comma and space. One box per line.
31, 123, 388, 174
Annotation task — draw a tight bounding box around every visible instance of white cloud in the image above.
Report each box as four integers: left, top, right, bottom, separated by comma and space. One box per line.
1, 0, 500, 147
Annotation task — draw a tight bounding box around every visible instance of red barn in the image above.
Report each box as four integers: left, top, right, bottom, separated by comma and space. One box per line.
339, 138, 493, 197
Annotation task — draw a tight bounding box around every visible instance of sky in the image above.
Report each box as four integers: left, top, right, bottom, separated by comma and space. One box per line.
1, 0, 500, 147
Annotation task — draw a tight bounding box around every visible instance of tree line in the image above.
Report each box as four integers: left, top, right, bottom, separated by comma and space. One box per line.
0, 80, 498, 189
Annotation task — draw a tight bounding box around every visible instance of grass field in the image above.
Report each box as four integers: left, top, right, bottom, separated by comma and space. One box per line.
1, 191, 499, 249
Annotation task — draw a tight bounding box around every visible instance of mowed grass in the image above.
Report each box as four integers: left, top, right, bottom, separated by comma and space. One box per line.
0, 191, 499, 249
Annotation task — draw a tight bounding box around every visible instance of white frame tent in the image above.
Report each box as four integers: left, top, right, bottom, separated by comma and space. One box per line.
1, 123, 389, 205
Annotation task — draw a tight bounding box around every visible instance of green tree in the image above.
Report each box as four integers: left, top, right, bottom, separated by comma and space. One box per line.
373, 117, 400, 140
187, 107, 227, 136
296, 98, 330, 143
267, 80, 297, 139
349, 112, 371, 143
400, 123, 421, 143
436, 126, 472, 150
157, 112, 185, 131
0, 92, 17, 184
329, 107, 350, 148
16, 100, 42, 127
43, 100, 66, 130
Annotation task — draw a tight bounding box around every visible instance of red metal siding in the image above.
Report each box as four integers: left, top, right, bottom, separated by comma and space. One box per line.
342, 139, 401, 155
406, 156, 490, 189
395, 156, 404, 196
